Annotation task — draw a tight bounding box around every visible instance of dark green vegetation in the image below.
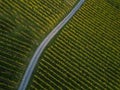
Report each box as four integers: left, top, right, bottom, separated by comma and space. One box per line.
0, 0, 77, 89
28, 0, 120, 89
106, 0, 120, 9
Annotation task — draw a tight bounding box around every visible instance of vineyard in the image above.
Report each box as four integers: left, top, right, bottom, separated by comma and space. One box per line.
28, 0, 120, 89
0, 0, 77, 89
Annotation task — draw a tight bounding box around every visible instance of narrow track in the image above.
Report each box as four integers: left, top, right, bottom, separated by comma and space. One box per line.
18, 0, 85, 90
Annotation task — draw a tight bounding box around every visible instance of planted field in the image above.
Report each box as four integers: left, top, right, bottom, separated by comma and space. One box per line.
0, 0, 77, 89
28, 0, 120, 89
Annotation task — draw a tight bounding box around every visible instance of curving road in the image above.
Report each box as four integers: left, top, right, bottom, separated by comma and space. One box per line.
18, 0, 85, 90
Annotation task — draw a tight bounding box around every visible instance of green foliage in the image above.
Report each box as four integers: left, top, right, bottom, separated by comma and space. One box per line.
0, 0, 77, 89
28, 0, 120, 89
106, 0, 120, 9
